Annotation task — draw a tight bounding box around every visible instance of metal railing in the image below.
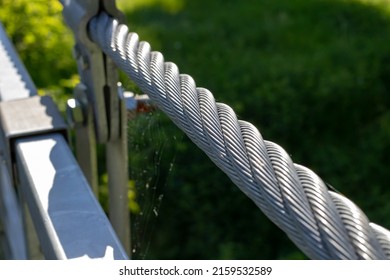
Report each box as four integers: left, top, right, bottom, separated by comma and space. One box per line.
0, 20, 128, 260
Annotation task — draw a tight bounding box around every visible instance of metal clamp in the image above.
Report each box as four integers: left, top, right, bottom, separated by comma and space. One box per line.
61, 0, 125, 143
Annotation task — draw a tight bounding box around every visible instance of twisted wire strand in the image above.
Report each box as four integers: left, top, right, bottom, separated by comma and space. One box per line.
88, 13, 390, 259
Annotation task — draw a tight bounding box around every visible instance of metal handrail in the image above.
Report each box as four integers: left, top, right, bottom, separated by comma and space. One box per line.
0, 20, 128, 260
15, 133, 128, 259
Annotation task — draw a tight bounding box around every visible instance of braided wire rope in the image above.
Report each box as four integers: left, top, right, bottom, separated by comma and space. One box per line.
88, 12, 390, 259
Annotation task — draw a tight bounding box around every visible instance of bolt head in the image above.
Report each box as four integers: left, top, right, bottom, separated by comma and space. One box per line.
66, 98, 84, 128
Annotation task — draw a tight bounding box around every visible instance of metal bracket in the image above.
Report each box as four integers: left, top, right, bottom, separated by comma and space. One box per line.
61, 0, 125, 143
0, 95, 68, 174
61, 0, 125, 48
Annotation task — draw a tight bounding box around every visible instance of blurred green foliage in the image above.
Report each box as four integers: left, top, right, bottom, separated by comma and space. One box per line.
0, 0, 77, 108
1, 0, 390, 259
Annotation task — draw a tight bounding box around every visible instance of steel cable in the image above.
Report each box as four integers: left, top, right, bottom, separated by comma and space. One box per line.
88, 12, 390, 259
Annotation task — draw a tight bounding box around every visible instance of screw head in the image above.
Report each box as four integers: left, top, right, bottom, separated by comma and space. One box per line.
66, 98, 84, 128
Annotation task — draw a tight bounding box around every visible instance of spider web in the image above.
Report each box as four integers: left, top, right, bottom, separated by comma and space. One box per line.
127, 107, 181, 259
